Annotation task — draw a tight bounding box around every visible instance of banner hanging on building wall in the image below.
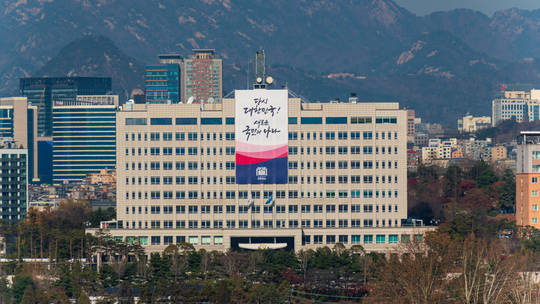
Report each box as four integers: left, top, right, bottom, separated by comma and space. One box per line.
235, 89, 288, 184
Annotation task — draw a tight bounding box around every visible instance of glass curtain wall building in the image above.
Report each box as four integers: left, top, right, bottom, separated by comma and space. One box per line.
20, 77, 112, 137
52, 95, 117, 184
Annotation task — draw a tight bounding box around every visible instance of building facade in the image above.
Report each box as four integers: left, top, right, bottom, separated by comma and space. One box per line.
181, 49, 222, 104
492, 90, 540, 126
0, 146, 28, 222
145, 54, 182, 104
19, 77, 112, 137
52, 95, 117, 184
516, 131, 540, 229
0, 97, 38, 182
458, 115, 491, 133
94, 90, 432, 252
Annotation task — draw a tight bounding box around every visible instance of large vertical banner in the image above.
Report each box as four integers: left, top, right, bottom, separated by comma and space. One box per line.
236, 89, 288, 184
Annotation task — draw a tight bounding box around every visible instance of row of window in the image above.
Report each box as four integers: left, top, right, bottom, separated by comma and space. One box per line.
289, 146, 398, 155
125, 161, 235, 171
125, 116, 397, 127
125, 132, 234, 142
123, 131, 399, 142
288, 131, 397, 141
124, 145, 399, 157
125, 160, 399, 171
125, 189, 400, 200
125, 203, 398, 215
123, 218, 400, 229
115, 233, 419, 247
126, 147, 235, 156
289, 160, 399, 170
127, 174, 398, 186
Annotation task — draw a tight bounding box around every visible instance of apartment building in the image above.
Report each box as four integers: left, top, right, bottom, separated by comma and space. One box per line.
97, 89, 431, 252
0, 140, 28, 222
516, 131, 540, 229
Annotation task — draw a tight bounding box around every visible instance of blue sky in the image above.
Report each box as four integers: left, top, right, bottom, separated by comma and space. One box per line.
394, 0, 540, 16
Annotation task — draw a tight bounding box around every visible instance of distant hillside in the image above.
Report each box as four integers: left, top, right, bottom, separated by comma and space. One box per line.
36, 35, 145, 100
1, 0, 540, 124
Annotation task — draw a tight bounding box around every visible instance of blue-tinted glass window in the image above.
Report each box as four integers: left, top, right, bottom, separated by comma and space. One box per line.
326, 117, 347, 124
201, 118, 222, 125
301, 117, 322, 124
150, 118, 172, 125
176, 118, 197, 125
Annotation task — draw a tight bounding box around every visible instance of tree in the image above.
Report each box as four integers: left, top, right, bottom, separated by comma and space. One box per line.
498, 169, 515, 212
77, 291, 91, 304
366, 231, 457, 304
11, 275, 33, 304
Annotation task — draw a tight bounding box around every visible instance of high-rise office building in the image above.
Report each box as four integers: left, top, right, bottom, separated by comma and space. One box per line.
181, 49, 222, 104
145, 54, 182, 104
516, 131, 540, 229
52, 95, 117, 184
0, 140, 28, 222
20, 77, 112, 137
92, 89, 432, 252
0, 97, 38, 182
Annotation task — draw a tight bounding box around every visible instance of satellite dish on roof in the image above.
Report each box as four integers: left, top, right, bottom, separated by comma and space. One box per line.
187, 96, 194, 104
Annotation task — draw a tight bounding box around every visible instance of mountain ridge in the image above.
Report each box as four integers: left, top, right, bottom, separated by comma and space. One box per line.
1, 0, 539, 124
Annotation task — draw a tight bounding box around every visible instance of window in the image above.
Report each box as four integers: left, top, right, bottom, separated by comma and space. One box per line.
326, 235, 336, 244
325, 132, 335, 140
533, 177, 538, 183
301, 117, 322, 124
376, 235, 386, 243
314, 205, 323, 213
389, 235, 398, 243
532, 190, 538, 197
201, 117, 222, 125
326, 117, 347, 124
151, 236, 161, 245
533, 204, 538, 211
364, 235, 373, 244
126, 118, 147, 125
288, 117, 298, 124
351, 116, 372, 124
188, 236, 198, 245
176, 117, 197, 125
363, 132, 372, 140
352, 235, 362, 244
532, 218, 538, 224
150, 118, 172, 125
376, 117, 397, 124
339, 235, 348, 244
